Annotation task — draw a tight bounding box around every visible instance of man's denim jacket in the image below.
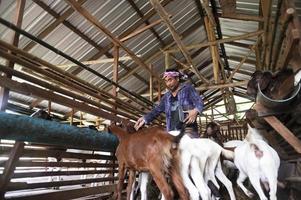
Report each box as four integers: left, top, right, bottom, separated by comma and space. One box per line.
143, 83, 203, 131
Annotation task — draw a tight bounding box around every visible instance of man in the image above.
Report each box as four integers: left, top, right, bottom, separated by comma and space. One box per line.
134, 68, 203, 138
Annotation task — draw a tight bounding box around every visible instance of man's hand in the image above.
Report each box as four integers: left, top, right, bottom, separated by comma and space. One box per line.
184, 109, 199, 124
134, 117, 145, 130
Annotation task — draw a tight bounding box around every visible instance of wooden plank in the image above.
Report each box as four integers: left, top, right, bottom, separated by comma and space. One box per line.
7, 177, 118, 191
12, 169, 118, 179
0, 146, 116, 161
112, 45, 119, 113
204, 16, 219, 83
219, 13, 264, 22
6, 184, 116, 200
1, 161, 118, 168
263, 116, 301, 153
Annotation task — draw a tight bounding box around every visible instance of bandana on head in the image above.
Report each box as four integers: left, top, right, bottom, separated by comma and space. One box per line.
162, 71, 180, 79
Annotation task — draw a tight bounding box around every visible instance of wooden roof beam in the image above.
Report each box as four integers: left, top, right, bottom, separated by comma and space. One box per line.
165, 30, 264, 53
102, 21, 203, 91
196, 80, 248, 91
120, 18, 163, 42
34, 0, 148, 86
26, 0, 87, 52
65, 0, 159, 80
126, 0, 165, 45
150, 0, 209, 84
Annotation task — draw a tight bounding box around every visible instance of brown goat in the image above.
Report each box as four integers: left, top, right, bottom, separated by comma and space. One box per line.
108, 125, 188, 200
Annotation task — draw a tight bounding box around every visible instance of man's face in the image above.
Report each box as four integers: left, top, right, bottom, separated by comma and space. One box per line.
164, 76, 180, 92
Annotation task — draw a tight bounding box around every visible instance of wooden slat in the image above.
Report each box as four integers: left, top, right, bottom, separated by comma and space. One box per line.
7, 177, 118, 191
12, 169, 118, 179
6, 184, 117, 200
0, 147, 116, 161
0, 161, 118, 168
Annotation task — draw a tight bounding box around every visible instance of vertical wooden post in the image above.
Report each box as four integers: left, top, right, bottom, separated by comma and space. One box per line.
149, 64, 154, 101
111, 44, 119, 184
0, 142, 25, 197
261, 0, 273, 69
204, 16, 220, 83
165, 52, 171, 69
112, 45, 119, 109
157, 79, 161, 101
0, 0, 25, 111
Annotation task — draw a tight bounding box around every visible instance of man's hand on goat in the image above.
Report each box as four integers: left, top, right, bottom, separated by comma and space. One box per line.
184, 109, 198, 124
134, 117, 145, 130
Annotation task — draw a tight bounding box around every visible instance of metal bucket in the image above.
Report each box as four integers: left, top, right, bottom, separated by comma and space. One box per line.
256, 83, 300, 109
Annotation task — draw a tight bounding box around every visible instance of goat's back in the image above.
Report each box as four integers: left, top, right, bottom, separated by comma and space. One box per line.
116, 127, 174, 170
234, 139, 280, 175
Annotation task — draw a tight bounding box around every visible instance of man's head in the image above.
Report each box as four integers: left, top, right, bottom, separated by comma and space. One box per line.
163, 68, 181, 92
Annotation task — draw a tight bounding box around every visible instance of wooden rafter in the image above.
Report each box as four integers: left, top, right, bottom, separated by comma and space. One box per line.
26, 0, 86, 52
65, 0, 159, 80
150, 0, 209, 84
70, 0, 173, 79
102, 21, 203, 91
165, 30, 264, 53
33, 0, 149, 86
126, 0, 165, 45
120, 18, 163, 42
196, 80, 248, 91
0, 41, 148, 116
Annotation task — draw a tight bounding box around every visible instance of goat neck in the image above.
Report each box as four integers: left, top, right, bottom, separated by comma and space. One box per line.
108, 125, 129, 140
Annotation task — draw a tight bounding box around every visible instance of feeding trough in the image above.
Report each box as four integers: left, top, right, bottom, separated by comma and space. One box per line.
256, 83, 300, 109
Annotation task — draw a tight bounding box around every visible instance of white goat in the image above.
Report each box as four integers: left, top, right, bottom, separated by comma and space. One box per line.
234, 125, 280, 200
131, 131, 236, 200
179, 135, 236, 200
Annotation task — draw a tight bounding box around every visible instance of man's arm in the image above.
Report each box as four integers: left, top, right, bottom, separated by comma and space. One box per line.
134, 94, 166, 130
143, 94, 166, 123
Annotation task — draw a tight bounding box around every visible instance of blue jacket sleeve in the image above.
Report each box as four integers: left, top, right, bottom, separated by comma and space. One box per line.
143, 94, 166, 124
188, 85, 203, 113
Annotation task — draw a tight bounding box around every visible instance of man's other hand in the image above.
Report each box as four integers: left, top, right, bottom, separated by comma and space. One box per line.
134, 117, 145, 130
184, 109, 198, 124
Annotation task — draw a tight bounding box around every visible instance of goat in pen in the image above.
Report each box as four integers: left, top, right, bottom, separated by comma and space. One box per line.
130, 125, 236, 200
234, 125, 280, 200
108, 124, 189, 200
